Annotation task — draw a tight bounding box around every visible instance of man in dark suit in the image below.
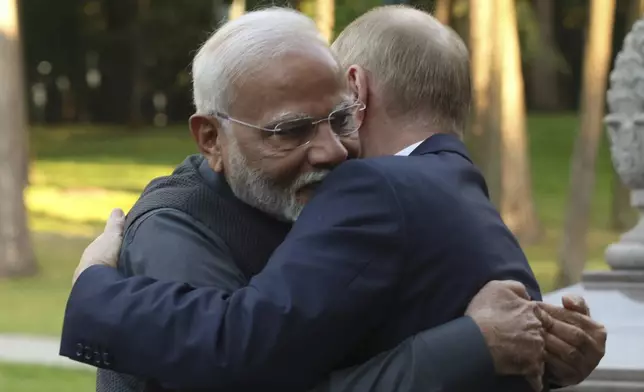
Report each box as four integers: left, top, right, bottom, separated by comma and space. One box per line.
61, 6, 606, 392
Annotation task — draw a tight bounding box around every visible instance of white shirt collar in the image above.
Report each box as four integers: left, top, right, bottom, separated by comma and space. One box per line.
395, 141, 425, 156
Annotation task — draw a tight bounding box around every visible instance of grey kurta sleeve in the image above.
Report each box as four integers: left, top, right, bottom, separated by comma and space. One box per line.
97, 208, 246, 392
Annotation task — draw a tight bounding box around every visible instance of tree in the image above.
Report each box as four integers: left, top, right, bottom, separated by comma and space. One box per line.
530, 0, 560, 110
229, 0, 245, 21
495, 0, 542, 244
556, 0, 616, 287
316, 0, 335, 43
434, 0, 452, 25
468, 0, 495, 172
610, 0, 643, 231
0, 0, 37, 277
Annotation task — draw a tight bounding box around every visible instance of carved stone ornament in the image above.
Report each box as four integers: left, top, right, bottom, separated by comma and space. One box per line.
603, 19, 644, 270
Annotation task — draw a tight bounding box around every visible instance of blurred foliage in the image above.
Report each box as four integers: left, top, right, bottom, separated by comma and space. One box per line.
17, 0, 630, 122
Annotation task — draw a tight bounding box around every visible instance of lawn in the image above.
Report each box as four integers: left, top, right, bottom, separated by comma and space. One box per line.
0, 362, 94, 392
0, 114, 620, 338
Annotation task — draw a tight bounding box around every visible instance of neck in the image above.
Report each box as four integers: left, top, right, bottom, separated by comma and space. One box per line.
361, 115, 436, 158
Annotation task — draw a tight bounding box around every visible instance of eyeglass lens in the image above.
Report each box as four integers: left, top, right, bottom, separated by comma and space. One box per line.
264, 104, 363, 151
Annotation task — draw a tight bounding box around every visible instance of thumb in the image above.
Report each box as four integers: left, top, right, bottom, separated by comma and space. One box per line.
504, 280, 530, 300
104, 208, 125, 235
562, 294, 590, 316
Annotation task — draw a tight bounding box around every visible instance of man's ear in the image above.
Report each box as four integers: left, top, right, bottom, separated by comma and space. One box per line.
346, 65, 368, 106
189, 115, 224, 172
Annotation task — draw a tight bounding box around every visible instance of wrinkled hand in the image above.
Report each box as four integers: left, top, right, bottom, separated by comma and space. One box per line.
538, 295, 606, 387
73, 208, 125, 284
466, 280, 547, 392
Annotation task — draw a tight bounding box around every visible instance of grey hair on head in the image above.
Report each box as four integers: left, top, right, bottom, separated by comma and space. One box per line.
192, 7, 328, 117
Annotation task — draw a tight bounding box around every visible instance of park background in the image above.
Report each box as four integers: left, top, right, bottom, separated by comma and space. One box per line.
0, 0, 634, 390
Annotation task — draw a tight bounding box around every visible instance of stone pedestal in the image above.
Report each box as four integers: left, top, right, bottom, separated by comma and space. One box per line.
543, 19, 644, 392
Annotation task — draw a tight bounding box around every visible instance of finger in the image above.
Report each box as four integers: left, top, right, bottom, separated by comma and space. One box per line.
502, 280, 530, 300
538, 302, 598, 331
547, 319, 597, 360
545, 330, 585, 363
562, 295, 590, 316
104, 208, 125, 235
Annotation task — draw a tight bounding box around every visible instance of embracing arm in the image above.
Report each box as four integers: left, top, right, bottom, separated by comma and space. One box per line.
61, 160, 408, 391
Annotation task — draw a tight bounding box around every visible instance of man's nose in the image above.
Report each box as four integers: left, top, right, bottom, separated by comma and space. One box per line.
306, 123, 348, 169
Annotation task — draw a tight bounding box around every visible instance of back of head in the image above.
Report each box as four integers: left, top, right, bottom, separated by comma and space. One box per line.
332, 5, 471, 135
192, 7, 327, 116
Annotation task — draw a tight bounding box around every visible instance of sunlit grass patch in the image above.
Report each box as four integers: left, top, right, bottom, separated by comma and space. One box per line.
0, 362, 94, 392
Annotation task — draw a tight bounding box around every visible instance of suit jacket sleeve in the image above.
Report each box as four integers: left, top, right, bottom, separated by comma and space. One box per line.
61, 160, 409, 391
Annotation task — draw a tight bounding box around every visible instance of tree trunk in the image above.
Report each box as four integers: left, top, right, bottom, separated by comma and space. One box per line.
0, 0, 37, 278
496, 0, 542, 244
434, 0, 452, 25
229, 0, 245, 21
610, 0, 644, 231
316, 0, 335, 43
485, 9, 503, 207
555, 0, 616, 288
530, 0, 559, 110
468, 0, 495, 168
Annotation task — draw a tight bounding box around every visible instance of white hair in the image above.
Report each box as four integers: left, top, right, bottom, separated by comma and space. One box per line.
192, 7, 328, 116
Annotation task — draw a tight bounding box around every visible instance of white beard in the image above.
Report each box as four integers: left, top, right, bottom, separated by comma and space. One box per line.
224, 138, 329, 222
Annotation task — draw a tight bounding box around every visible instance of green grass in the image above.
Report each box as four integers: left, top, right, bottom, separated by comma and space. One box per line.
0, 362, 94, 392
0, 115, 621, 338
0, 234, 92, 335
27, 126, 196, 235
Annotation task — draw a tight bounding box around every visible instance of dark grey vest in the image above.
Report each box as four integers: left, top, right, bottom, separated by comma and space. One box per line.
124, 154, 292, 279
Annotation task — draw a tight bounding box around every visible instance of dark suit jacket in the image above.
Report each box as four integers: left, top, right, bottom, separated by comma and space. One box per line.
61, 134, 540, 391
